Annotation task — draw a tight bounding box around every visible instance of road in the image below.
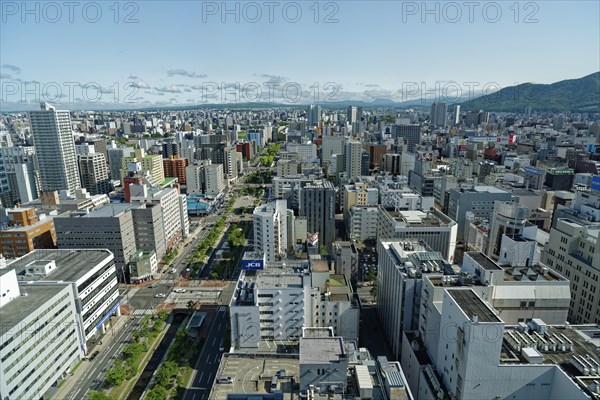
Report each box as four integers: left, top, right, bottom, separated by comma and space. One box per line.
184, 306, 230, 400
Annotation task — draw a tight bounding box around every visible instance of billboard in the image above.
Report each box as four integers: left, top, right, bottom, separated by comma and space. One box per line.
524, 167, 545, 175
242, 259, 264, 270
592, 176, 600, 191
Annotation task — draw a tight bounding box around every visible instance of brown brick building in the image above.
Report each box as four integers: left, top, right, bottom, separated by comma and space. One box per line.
0, 208, 56, 258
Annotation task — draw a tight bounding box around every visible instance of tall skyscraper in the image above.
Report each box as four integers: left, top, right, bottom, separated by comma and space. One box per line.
430, 102, 448, 128
306, 104, 321, 126
29, 103, 80, 193
78, 153, 112, 195
454, 105, 461, 125
347, 106, 358, 125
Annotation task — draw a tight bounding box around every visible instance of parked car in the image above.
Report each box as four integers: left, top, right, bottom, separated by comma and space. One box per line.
217, 376, 233, 384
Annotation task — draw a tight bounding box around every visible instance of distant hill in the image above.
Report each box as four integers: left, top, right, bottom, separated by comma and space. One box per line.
458, 72, 600, 113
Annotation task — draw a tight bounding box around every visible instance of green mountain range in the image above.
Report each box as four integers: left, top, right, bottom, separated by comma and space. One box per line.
458, 72, 600, 113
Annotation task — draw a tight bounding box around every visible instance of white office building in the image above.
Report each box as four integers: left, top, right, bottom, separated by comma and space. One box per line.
0, 269, 83, 400
253, 200, 292, 262
29, 103, 80, 193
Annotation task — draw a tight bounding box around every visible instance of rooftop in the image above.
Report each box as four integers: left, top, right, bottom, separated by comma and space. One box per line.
385, 209, 456, 227
447, 289, 502, 323
467, 252, 503, 271
56, 203, 139, 218
209, 353, 299, 400
0, 284, 71, 329
299, 336, 345, 364
4, 249, 114, 283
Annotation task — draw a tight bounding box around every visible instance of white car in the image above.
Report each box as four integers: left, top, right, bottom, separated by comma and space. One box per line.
173, 288, 187, 293
154, 293, 166, 298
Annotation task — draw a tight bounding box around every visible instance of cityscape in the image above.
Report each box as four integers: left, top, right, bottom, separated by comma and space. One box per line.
1, 2, 599, 400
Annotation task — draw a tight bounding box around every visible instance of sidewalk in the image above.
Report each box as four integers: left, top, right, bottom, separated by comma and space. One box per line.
51, 315, 130, 400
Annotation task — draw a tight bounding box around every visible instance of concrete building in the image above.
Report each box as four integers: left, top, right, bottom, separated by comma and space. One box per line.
344, 139, 363, 180
0, 208, 56, 258
253, 200, 293, 262
0, 271, 82, 400
163, 156, 188, 185
402, 283, 597, 400
341, 182, 378, 218
129, 250, 158, 283
486, 201, 537, 261
447, 185, 513, 240
78, 153, 111, 195
377, 240, 451, 359
130, 185, 189, 251
121, 147, 165, 184
321, 135, 344, 166
347, 206, 379, 241
229, 261, 359, 349
299, 180, 336, 249
29, 103, 80, 193
541, 218, 600, 324
185, 162, 225, 196
53, 204, 138, 282
272, 175, 317, 211
4, 249, 120, 347
299, 335, 349, 394
332, 241, 359, 283
392, 125, 421, 152
378, 208, 458, 262
131, 202, 166, 261
430, 102, 448, 128
286, 142, 317, 162
107, 147, 133, 181
0, 146, 38, 206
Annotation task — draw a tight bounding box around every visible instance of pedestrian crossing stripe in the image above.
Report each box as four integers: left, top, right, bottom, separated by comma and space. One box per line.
132, 309, 154, 316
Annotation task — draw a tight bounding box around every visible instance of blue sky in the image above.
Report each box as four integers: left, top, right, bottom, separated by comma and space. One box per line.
1, 0, 599, 110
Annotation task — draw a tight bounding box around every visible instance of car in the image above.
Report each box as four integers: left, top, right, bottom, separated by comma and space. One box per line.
185, 268, 191, 272
171, 268, 177, 274
217, 376, 233, 384
276, 369, 286, 378
173, 288, 187, 293
154, 293, 166, 298
148, 283, 159, 288
219, 346, 225, 352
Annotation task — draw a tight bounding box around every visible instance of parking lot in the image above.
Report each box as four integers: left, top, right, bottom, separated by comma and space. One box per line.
209, 354, 299, 400
359, 246, 378, 282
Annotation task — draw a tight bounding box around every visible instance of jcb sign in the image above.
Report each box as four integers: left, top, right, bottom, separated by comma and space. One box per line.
242, 259, 264, 270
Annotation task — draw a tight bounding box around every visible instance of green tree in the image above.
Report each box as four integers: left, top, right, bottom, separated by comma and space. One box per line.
370, 281, 378, 300
145, 386, 168, 400
155, 361, 179, 387
88, 391, 114, 400
105, 362, 127, 386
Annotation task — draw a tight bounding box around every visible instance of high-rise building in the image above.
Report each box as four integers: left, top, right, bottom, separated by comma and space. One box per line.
541, 218, 600, 324
454, 104, 461, 125
299, 180, 336, 248
163, 156, 188, 185
0, 146, 38, 205
130, 185, 189, 250
107, 147, 133, 181
185, 162, 225, 196
347, 106, 358, 125
430, 102, 448, 128
321, 135, 344, 166
121, 147, 165, 184
306, 104, 321, 126
54, 204, 139, 282
392, 125, 421, 152
344, 139, 363, 180
253, 199, 292, 262
162, 140, 181, 158
29, 102, 80, 192
78, 153, 111, 195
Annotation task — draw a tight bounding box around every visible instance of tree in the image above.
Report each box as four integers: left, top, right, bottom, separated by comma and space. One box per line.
88, 391, 114, 400
145, 386, 168, 400
105, 362, 127, 386
186, 300, 197, 311
155, 361, 179, 387
370, 282, 378, 300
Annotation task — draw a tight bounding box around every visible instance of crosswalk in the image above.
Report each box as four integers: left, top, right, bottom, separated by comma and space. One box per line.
132, 309, 154, 316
